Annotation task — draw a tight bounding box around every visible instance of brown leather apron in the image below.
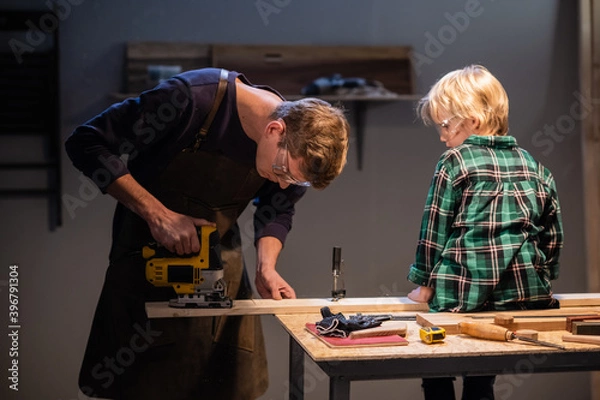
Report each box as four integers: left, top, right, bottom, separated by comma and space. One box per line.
79, 150, 268, 400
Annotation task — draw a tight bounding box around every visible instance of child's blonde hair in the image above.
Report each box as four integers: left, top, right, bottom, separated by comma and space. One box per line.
417, 64, 509, 136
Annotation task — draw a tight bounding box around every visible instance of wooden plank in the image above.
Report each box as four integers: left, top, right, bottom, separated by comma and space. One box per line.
417, 307, 600, 334
146, 297, 428, 319
418, 315, 569, 335
146, 293, 600, 319
555, 293, 600, 306
212, 44, 414, 96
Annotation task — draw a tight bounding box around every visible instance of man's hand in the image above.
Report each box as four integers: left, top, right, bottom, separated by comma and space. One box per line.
148, 211, 215, 255
255, 236, 296, 300
255, 268, 296, 300
408, 286, 435, 303
106, 174, 215, 255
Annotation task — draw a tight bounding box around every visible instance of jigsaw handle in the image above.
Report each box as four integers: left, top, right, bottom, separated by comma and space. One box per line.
459, 321, 513, 342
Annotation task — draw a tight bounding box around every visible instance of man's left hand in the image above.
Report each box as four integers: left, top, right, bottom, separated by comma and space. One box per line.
256, 268, 296, 300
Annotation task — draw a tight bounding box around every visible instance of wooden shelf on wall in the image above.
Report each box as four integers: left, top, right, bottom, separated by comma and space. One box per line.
114, 41, 419, 169
111, 92, 421, 103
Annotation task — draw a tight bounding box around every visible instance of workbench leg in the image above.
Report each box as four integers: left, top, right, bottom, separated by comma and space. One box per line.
289, 336, 304, 400
329, 376, 350, 400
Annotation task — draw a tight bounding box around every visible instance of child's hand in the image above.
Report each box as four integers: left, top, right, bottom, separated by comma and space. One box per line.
407, 286, 435, 303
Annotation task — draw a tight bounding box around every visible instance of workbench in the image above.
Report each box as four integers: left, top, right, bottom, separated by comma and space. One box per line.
146, 294, 600, 399
275, 313, 600, 400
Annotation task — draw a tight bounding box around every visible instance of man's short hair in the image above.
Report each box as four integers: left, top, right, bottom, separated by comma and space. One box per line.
271, 98, 350, 189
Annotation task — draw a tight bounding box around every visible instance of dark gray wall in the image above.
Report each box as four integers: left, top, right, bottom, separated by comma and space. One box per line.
0, 1, 589, 399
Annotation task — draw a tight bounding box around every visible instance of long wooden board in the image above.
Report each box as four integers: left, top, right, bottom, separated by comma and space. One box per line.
146, 293, 600, 319
554, 293, 600, 306
146, 297, 428, 319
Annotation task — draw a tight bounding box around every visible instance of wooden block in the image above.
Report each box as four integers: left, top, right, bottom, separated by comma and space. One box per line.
572, 321, 600, 335
305, 323, 409, 348
514, 329, 539, 340
494, 314, 515, 325
349, 322, 407, 339
566, 315, 600, 331
494, 318, 566, 332
416, 313, 464, 334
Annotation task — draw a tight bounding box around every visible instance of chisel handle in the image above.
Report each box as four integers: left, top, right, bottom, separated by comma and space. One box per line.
459, 321, 513, 341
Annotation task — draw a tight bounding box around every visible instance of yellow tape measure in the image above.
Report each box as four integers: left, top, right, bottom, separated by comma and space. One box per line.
419, 326, 446, 344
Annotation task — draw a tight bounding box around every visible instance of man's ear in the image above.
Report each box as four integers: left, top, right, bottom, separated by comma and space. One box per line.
266, 119, 285, 139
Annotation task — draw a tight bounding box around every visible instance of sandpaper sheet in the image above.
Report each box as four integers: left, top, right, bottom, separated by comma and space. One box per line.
304, 323, 409, 348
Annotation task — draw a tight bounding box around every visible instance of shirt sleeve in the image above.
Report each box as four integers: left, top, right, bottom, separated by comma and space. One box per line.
407, 156, 459, 286
538, 167, 563, 280
252, 182, 307, 245
64, 77, 195, 192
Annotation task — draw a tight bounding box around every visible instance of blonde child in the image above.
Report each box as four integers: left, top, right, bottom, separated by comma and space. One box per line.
407, 65, 563, 400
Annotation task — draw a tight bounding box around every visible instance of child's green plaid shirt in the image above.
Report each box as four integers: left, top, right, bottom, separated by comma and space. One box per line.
407, 135, 563, 312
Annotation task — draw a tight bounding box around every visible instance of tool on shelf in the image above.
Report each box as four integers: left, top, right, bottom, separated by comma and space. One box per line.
459, 321, 566, 350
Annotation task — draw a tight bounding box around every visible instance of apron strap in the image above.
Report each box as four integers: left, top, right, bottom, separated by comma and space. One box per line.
190, 68, 229, 152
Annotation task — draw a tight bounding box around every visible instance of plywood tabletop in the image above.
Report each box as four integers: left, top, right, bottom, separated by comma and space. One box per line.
275, 313, 600, 363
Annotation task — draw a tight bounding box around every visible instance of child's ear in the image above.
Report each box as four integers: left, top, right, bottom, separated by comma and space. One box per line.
469, 118, 481, 131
